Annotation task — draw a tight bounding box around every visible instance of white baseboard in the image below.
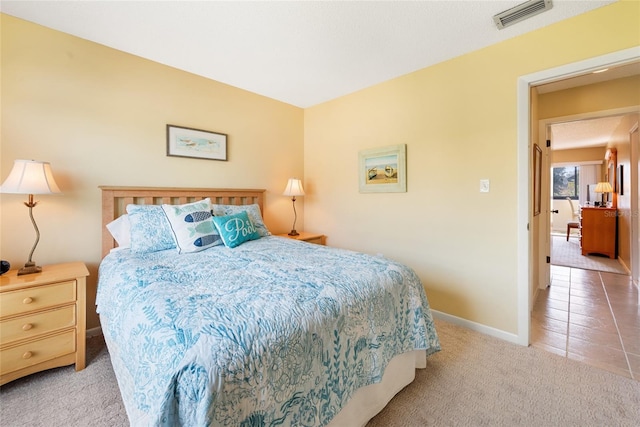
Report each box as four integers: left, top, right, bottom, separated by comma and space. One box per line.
431, 310, 521, 345
617, 257, 631, 275
86, 326, 103, 338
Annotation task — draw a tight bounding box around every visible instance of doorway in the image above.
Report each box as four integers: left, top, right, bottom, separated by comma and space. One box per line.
520, 51, 640, 378
516, 47, 640, 346
545, 113, 636, 277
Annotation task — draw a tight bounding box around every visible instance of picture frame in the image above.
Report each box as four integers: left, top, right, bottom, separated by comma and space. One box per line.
617, 164, 623, 195
166, 124, 227, 161
533, 144, 542, 216
358, 144, 406, 193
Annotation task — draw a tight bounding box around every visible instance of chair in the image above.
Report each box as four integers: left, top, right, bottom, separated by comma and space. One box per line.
566, 197, 580, 241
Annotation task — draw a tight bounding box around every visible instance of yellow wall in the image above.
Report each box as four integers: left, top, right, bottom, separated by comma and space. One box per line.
0, 15, 304, 329
539, 76, 640, 120
552, 147, 608, 164
2, 2, 639, 336
609, 114, 640, 270
304, 1, 640, 333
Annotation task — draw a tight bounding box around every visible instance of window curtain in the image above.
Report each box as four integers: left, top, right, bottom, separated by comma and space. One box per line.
579, 164, 598, 206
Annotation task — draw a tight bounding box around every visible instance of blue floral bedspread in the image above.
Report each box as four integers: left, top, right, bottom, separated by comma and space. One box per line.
97, 236, 440, 426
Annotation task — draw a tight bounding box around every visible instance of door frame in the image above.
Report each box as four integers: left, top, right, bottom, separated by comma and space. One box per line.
516, 47, 640, 346
631, 123, 640, 282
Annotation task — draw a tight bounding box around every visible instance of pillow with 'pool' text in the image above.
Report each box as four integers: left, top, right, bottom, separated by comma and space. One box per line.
211, 211, 261, 248
211, 203, 270, 237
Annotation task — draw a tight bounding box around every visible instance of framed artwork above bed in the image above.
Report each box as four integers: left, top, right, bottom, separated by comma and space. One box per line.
166, 124, 227, 161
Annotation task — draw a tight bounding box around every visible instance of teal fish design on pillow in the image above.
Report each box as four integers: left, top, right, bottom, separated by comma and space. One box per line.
185, 210, 213, 222
195, 234, 221, 247
190, 220, 216, 236
161, 199, 222, 253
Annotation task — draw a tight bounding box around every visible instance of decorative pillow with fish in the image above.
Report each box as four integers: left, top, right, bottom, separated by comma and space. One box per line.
162, 198, 222, 253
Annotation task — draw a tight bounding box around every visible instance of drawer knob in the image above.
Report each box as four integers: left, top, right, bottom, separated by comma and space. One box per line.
22, 297, 33, 304
22, 323, 33, 331
22, 351, 33, 359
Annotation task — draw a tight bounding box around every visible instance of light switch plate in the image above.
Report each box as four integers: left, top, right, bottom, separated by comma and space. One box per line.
480, 179, 490, 193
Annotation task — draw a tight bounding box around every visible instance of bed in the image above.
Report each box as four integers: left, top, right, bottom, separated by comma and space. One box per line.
96, 186, 440, 426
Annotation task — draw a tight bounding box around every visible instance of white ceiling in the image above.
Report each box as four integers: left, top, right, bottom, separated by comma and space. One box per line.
2, 0, 635, 151
0, 0, 616, 108
550, 115, 625, 151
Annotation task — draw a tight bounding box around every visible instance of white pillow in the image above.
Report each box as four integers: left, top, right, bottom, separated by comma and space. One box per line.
106, 214, 131, 249
161, 198, 222, 253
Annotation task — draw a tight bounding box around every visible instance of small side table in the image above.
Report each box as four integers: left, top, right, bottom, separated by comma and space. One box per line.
0, 262, 89, 385
277, 232, 326, 245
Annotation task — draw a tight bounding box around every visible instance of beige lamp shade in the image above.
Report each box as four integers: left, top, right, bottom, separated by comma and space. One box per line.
283, 178, 304, 236
594, 182, 613, 194
0, 159, 61, 275
0, 160, 61, 195
594, 181, 613, 208
282, 178, 305, 197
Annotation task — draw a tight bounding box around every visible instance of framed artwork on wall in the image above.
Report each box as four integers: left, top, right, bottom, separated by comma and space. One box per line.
358, 144, 407, 193
533, 144, 542, 216
166, 124, 227, 161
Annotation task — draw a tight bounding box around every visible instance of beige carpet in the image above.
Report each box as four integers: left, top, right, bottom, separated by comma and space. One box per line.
1, 319, 639, 426
551, 234, 627, 274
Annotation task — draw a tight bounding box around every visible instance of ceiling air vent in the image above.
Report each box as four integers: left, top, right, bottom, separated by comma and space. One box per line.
493, 0, 553, 29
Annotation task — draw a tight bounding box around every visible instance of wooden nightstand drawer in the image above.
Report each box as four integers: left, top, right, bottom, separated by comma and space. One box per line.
0, 262, 89, 385
0, 280, 76, 318
1, 306, 76, 344
277, 232, 326, 245
0, 330, 75, 376
302, 235, 325, 245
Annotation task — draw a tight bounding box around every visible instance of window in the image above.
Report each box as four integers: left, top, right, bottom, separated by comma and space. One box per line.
553, 166, 579, 200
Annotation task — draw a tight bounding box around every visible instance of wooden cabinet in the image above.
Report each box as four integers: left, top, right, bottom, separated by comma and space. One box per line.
277, 232, 326, 245
0, 262, 89, 385
580, 207, 617, 259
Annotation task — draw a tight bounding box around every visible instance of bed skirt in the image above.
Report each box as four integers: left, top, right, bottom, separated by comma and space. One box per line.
327, 349, 426, 426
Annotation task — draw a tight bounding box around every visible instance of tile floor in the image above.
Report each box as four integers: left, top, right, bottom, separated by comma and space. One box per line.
531, 265, 639, 380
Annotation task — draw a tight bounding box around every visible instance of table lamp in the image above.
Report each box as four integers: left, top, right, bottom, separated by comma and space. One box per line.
282, 178, 305, 236
594, 181, 613, 207
0, 160, 61, 275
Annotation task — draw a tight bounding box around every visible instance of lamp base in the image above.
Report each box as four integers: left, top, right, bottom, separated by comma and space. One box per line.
288, 230, 299, 236
18, 262, 42, 276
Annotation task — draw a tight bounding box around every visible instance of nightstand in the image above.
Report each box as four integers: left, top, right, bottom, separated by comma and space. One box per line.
277, 231, 326, 245
0, 262, 89, 385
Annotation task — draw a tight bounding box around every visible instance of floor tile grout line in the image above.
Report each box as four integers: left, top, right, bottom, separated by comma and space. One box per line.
565, 269, 571, 357
598, 271, 635, 380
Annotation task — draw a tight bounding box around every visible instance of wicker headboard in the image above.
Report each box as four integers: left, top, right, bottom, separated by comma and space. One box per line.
100, 186, 266, 258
